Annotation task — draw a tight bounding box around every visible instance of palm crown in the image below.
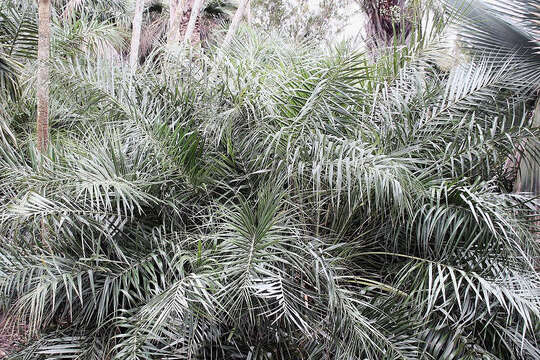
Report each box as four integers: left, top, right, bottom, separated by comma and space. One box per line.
445, 0, 540, 196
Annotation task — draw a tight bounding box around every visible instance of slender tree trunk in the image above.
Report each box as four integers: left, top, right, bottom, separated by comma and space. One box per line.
514, 100, 540, 196
223, 0, 250, 47
503, 100, 540, 237
37, 0, 51, 153
129, 0, 145, 71
37, 0, 51, 245
168, 0, 177, 30
184, 0, 204, 44
245, 0, 252, 26
531, 102, 540, 198
167, 0, 186, 44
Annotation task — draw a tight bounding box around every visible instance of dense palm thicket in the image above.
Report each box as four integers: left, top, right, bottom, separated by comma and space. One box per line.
0, 0, 539, 359
445, 0, 540, 196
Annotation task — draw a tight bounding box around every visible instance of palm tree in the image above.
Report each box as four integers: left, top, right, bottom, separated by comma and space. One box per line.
0, 1, 38, 100
445, 0, 540, 197
168, 0, 177, 30
245, 0, 251, 25
167, 0, 186, 44
165, 0, 236, 46
223, 0, 249, 46
60, 0, 131, 24
0, 0, 127, 102
183, 0, 204, 43
358, 0, 412, 51
129, 0, 145, 71
36, 0, 51, 152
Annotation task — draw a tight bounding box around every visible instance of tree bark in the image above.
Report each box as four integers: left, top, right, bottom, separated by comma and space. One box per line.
514, 100, 540, 196
361, 0, 411, 53
37, 0, 51, 153
223, 0, 250, 47
184, 0, 204, 44
245, 0, 252, 26
168, 0, 177, 31
129, 0, 145, 71
167, 0, 186, 44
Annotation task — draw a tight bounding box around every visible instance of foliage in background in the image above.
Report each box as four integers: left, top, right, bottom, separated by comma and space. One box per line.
445, 0, 540, 196
0, 0, 538, 359
250, 0, 358, 42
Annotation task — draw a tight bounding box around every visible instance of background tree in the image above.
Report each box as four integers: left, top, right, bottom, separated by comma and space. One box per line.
36, 0, 50, 152
167, 0, 186, 44
168, 0, 177, 31
183, 0, 204, 43
223, 0, 249, 46
360, 0, 412, 51
129, 0, 145, 71
249, 0, 356, 42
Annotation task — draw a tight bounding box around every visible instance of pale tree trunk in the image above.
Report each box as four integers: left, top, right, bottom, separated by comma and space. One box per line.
167, 0, 186, 44
514, 101, 540, 196
37, 0, 51, 153
504, 101, 540, 238
37, 0, 51, 244
184, 0, 204, 44
129, 0, 145, 71
168, 0, 177, 30
223, 0, 250, 47
245, 0, 251, 26
527, 103, 539, 238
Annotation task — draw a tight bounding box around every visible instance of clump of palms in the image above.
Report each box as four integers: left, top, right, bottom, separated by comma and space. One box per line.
445, 0, 540, 196
0, 1, 539, 359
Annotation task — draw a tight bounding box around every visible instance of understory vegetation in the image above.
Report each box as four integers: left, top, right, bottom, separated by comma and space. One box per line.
0, 1, 539, 359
